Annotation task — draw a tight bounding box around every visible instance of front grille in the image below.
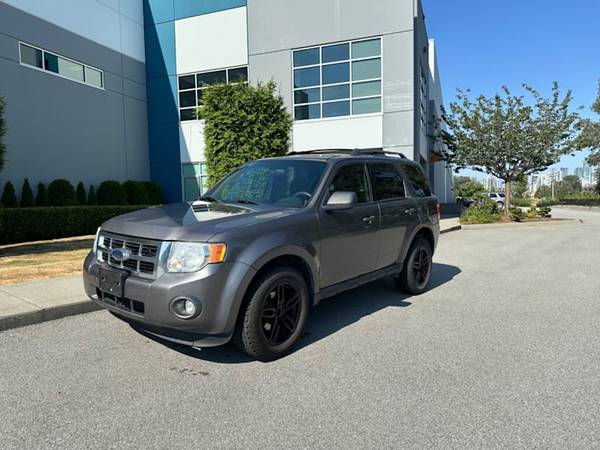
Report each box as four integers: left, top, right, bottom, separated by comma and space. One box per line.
96, 287, 145, 315
97, 232, 161, 279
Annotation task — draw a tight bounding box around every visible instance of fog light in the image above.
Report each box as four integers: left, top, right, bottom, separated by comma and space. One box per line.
171, 297, 201, 319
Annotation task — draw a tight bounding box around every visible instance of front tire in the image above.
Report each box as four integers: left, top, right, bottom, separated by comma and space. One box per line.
233, 267, 310, 361
394, 237, 433, 295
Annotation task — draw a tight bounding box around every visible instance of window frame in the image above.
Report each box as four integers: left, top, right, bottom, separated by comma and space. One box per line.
367, 161, 408, 202
321, 161, 374, 206
18, 41, 104, 90
292, 37, 383, 122
400, 163, 433, 198
177, 65, 248, 122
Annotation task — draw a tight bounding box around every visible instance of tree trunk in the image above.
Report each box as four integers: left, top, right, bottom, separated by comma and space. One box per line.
504, 179, 511, 216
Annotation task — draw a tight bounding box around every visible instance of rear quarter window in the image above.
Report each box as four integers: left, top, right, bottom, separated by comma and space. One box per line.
401, 164, 432, 198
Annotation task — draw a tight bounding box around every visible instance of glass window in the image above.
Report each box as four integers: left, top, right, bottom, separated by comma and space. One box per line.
352, 58, 381, 81
323, 101, 350, 118
197, 70, 226, 87
294, 67, 320, 88
57, 57, 85, 82
85, 67, 103, 88
352, 39, 381, 59
293, 48, 320, 67
20, 43, 42, 68
292, 38, 381, 121
352, 80, 380, 98
228, 66, 248, 83
322, 84, 349, 101
370, 163, 406, 200
402, 165, 432, 197
294, 104, 321, 120
178, 75, 195, 90
327, 164, 369, 204
294, 88, 320, 104
322, 43, 349, 63
353, 97, 381, 115
179, 91, 196, 108
44, 53, 59, 73
183, 163, 210, 201
180, 108, 196, 121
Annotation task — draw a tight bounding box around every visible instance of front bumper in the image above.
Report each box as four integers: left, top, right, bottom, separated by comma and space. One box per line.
83, 252, 256, 347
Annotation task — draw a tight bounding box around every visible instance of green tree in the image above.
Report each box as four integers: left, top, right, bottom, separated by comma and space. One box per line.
453, 176, 485, 198
1, 181, 17, 207
200, 82, 292, 187
76, 182, 86, 205
561, 175, 582, 193
48, 179, 77, 206
0, 96, 6, 173
87, 185, 98, 205
512, 176, 529, 198
20, 178, 34, 207
577, 80, 600, 166
435, 83, 580, 215
36, 182, 50, 206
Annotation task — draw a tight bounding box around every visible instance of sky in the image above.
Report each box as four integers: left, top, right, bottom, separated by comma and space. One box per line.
422, 0, 600, 180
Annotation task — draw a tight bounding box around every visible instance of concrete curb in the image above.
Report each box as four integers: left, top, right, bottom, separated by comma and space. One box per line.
461, 219, 581, 230
552, 205, 600, 212
440, 225, 462, 234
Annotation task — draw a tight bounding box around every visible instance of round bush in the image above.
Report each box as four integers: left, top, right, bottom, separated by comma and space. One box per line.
97, 181, 127, 205
1, 181, 18, 207
142, 181, 163, 205
48, 179, 76, 206
123, 181, 150, 205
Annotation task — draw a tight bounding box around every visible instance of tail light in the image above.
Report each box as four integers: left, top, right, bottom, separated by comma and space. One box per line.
436, 202, 441, 221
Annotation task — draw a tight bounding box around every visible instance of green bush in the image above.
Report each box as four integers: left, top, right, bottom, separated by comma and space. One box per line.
20, 179, 34, 208
527, 206, 538, 218
36, 183, 50, 206
509, 207, 526, 222
511, 197, 532, 207
1, 181, 17, 207
142, 181, 162, 205
123, 180, 150, 205
97, 180, 127, 205
538, 206, 552, 218
48, 179, 76, 206
76, 182, 86, 205
87, 185, 97, 205
0, 206, 147, 244
460, 198, 501, 224
201, 81, 292, 187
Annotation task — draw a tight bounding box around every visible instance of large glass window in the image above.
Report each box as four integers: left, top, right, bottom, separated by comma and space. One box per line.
19, 42, 103, 88
292, 38, 382, 121
177, 66, 248, 121
182, 163, 210, 202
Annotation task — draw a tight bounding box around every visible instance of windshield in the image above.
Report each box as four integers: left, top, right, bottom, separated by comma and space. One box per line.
207, 159, 327, 208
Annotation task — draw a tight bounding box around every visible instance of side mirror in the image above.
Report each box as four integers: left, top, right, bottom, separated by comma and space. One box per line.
323, 191, 357, 211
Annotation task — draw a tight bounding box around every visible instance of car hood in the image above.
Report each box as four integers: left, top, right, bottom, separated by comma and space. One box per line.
101, 201, 295, 242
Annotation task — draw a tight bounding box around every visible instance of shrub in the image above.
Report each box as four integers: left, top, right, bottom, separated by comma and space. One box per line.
1, 181, 17, 207
76, 182, 86, 205
48, 179, 76, 206
0, 206, 147, 245
509, 207, 526, 222
511, 197, 532, 207
0, 96, 6, 173
87, 185, 97, 205
36, 183, 50, 206
97, 180, 127, 205
527, 206, 538, 218
142, 181, 162, 205
538, 206, 552, 218
460, 198, 501, 224
20, 179, 34, 208
123, 180, 150, 205
201, 81, 292, 187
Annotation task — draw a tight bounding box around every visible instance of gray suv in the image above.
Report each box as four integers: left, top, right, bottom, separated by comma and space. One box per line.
83, 149, 440, 361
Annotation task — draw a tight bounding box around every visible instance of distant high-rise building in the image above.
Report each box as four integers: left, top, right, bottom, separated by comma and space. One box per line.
575, 167, 584, 179
559, 167, 569, 180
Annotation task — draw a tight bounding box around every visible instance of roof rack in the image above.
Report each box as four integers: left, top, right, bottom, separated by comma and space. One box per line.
288, 148, 407, 159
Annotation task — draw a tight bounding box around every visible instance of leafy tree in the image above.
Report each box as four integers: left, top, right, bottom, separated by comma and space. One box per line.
76, 182, 86, 205
577, 80, 600, 166
87, 185, 98, 205
535, 175, 582, 199
512, 176, 529, 198
561, 175, 582, 193
435, 83, 580, 215
0, 96, 6, 173
200, 82, 292, 187
48, 179, 77, 206
36, 182, 50, 206
123, 180, 150, 205
97, 180, 127, 205
1, 181, 17, 207
453, 176, 485, 198
20, 178, 34, 207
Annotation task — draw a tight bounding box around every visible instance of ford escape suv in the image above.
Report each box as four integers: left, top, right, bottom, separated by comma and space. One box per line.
83, 149, 440, 361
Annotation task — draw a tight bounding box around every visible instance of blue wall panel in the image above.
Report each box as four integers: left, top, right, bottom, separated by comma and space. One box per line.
148, 123, 181, 164
143, 0, 175, 25
144, 22, 176, 78
174, 0, 246, 20
147, 76, 178, 125
150, 162, 183, 204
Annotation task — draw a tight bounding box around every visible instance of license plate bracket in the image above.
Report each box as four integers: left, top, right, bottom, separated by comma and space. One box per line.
99, 267, 128, 298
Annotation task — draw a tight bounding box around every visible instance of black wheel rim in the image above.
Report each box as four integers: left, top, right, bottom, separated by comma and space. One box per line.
412, 248, 431, 287
260, 282, 302, 346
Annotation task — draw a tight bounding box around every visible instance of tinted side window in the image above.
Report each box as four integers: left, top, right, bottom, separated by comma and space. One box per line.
370, 163, 406, 200
327, 164, 369, 203
402, 165, 432, 197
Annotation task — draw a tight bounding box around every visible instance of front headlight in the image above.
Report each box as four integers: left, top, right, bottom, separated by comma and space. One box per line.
166, 242, 226, 273
92, 227, 101, 254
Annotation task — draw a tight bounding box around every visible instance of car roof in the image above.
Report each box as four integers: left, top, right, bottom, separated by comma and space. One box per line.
263, 149, 421, 166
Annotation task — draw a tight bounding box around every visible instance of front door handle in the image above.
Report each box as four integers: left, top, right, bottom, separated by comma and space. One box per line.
362, 215, 376, 225
404, 208, 416, 215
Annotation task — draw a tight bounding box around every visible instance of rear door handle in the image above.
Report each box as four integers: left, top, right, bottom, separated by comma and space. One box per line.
362, 215, 376, 225
404, 208, 416, 215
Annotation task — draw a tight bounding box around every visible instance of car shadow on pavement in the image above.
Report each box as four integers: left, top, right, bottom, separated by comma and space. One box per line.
134, 263, 461, 364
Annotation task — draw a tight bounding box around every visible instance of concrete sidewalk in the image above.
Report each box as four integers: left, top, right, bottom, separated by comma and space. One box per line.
0, 219, 461, 333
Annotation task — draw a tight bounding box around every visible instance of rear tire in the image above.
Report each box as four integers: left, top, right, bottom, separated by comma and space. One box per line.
394, 237, 433, 295
233, 267, 309, 361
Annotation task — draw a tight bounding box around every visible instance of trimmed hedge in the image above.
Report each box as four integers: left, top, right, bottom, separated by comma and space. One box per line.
123, 180, 150, 205
0, 206, 148, 245
48, 179, 77, 206
97, 180, 127, 205
538, 197, 600, 207
143, 181, 162, 205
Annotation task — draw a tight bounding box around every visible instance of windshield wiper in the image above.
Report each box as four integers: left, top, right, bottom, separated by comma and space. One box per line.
198, 195, 220, 203
235, 198, 259, 205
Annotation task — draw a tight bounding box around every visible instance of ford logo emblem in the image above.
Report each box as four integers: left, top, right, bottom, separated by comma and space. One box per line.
111, 247, 131, 262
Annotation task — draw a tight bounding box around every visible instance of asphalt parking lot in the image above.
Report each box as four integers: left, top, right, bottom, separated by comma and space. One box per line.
1, 207, 599, 449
